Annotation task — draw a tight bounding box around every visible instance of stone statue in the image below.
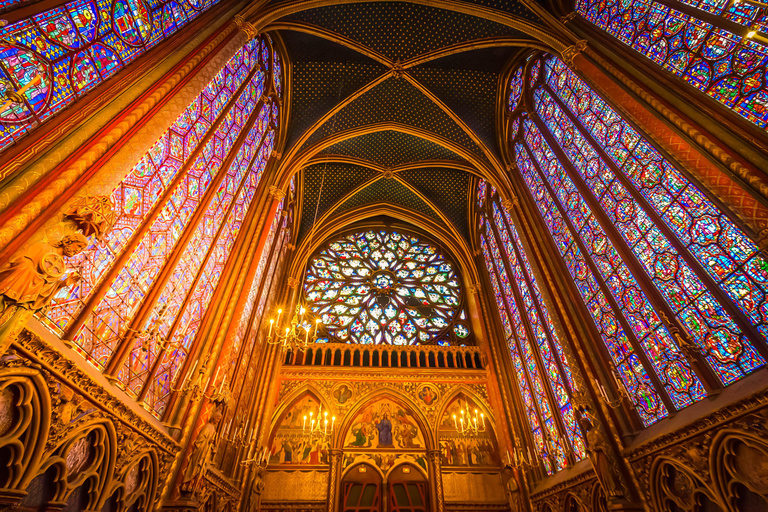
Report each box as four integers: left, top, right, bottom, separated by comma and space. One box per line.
0, 233, 87, 316
576, 406, 623, 501
245, 464, 266, 512
180, 406, 224, 496
502, 466, 522, 512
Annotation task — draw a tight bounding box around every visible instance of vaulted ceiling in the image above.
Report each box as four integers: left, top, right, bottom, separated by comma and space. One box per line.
258, 0, 568, 250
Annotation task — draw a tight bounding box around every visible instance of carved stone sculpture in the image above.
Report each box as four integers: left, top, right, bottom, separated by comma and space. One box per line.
576, 406, 623, 502
502, 466, 522, 512
63, 195, 117, 240
0, 233, 87, 316
245, 465, 266, 512
180, 405, 224, 496
0, 233, 88, 355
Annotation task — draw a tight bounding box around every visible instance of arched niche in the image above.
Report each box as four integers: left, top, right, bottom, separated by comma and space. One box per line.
437, 390, 500, 468
339, 392, 430, 477
267, 390, 332, 466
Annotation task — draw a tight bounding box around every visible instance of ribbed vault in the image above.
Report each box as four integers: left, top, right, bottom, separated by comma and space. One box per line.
258, 0, 566, 248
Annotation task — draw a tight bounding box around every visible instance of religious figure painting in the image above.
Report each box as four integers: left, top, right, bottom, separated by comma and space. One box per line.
438, 395, 499, 467
267, 394, 331, 465
343, 398, 424, 450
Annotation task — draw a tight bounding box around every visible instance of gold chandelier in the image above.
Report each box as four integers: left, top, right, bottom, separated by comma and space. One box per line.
266, 303, 321, 351
302, 404, 335, 441
452, 399, 486, 436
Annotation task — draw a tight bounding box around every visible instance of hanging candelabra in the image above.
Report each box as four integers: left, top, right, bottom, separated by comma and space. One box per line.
302, 404, 335, 441
266, 304, 321, 351
452, 400, 486, 436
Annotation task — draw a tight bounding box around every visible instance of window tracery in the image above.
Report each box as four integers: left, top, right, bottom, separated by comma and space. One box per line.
304, 229, 472, 346
0, 0, 223, 151
576, 0, 768, 128
479, 186, 585, 474
497, 53, 767, 430
36, 36, 281, 418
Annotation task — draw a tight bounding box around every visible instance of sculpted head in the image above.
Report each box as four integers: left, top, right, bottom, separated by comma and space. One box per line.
55, 233, 88, 257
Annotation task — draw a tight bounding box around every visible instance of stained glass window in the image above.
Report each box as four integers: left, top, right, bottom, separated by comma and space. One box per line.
39, 37, 282, 421
43, 38, 265, 369
478, 184, 585, 474
304, 230, 472, 346
0, 0, 223, 151
576, 0, 768, 128
504, 53, 767, 427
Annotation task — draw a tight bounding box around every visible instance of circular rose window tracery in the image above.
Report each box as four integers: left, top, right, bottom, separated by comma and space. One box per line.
304, 229, 472, 346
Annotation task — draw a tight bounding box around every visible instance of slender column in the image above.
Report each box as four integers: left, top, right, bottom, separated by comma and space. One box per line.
520, 133, 676, 417
565, 47, 768, 246
488, 210, 575, 464
427, 449, 444, 512
0, 24, 247, 263
134, 126, 274, 400
103, 114, 271, 378
158, 178, 281, 506
537, 78, 768, 361
504, 166, 645, 505
327, 449, 343, 512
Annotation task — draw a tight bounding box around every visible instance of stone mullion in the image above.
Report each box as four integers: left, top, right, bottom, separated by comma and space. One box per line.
542, 79, 768, 360
565, 39, 768, 244
488, 206, 575, 467
134, 126, 273, 402
0, 23, 248, 264
103, 109, 271, 378
540, 87, 725, 392
496, 196, 576, 401
221, 224, 286, 476
485, 224, 557, 471
159, 171, 281, 503
521, 128, 677, 416
473, 256, 544, 489
61, 60, 264, 342
505, 153, 648, 504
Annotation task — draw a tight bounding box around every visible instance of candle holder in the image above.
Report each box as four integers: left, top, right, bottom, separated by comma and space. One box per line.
504, 445, 536, 470
302, 404, 335, 442
594, 369, 631, 410
266, 304, 322, 351
452, 399, 486, 436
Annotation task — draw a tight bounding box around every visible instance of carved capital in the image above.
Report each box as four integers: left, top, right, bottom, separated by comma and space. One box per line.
286, 276, 300, 289
561, 40, 588, 67
501, 196, 518, 211
271, 151, 282, 160
269, 186, 286, 200
233, 15, 256, 39
560, 12, 577, 23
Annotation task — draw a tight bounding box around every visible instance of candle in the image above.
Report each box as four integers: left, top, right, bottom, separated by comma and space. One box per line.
324, 419, 328, 434
276, 309, 282, 327
331, 416, 335, 431
453, 414, 457, 429
480, 413, 485, 427
268, 319, 274, 337
304, 326, 310, 344
314, 318, 320, 336
303, 415, 307, 431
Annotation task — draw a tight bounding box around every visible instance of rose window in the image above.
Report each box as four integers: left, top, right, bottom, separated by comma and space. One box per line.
304, 230, 471, 345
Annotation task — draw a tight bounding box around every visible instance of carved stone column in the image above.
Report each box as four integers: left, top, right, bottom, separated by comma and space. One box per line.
327, 448, 343, 512
427, 449, 444, 512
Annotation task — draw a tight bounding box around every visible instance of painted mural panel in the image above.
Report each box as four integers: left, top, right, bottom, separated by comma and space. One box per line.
268, 395, 330, 465
343, 398, 425, 450
438, 394, 499, 468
